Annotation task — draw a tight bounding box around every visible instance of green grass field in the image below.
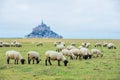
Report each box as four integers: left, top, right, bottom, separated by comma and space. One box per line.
0, 38, 120, 80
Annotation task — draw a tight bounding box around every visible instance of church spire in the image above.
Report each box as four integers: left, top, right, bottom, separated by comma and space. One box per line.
41, 19, 44, 25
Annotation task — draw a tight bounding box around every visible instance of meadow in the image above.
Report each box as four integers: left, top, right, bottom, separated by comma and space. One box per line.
0, 38, 120, 80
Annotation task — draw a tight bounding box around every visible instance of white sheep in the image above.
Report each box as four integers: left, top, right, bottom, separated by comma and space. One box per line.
45, 50, 68, 66
71, 42, 76, 46
107, 43, 116, 49
56, 44, 65, 52
94, 42, 102, 47
79, 48, 92, 60
6, 50, 25, 64
66, 45, 75, 50
36, 42, 43, 46
91, 49, 103, 57
70, 48, 82, 60
61, 49, 76, 60
28, 51, 41, 64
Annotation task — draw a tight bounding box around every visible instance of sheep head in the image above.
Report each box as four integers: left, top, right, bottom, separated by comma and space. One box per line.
21, 59, 25, 64
63, 60, 69, 66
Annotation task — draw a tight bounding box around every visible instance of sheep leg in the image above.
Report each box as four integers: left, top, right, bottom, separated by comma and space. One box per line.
48, 57, 52, 65
45, 59, 47, 66
16, 59, 18, 64
33, 60, 35, 64
58, 60, 60, 66
14, 59, 16, 64
7, 58, 10, 64
36, 58, 39, 64
28, 57, 31, 64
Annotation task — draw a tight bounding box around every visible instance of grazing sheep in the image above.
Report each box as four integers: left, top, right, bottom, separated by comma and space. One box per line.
103, 42, 108, 47
81, 42, 90, 48
85, 43, 91, 48
67, 45, 75, 50
36, 42, 43, 46
94, 42, 102, 47
15, 42, 22, 47
81, 42, 86, 47
6, 50, 25, 64
28, 51, 41, 64
56, 44, 65, 52
3, 42, 10, 47
70, 48, 82, 60
107, 43, 116, 49
91, 49, 103, 57
61, 49, 76, 60
45, 50, 68, 66
80, 48, 92, 60
71, 42, 76, 46
78, 46, 83, 49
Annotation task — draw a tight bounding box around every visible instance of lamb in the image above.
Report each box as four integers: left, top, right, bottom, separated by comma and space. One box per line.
6, 50, 25, 64
61, 49, 76, 60
28, 51, 41, 64
79, 48, 92, 60
45, 50, 68, 66
91, 49, 103, 57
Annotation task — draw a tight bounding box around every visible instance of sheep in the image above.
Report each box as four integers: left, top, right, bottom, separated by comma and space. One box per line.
71, 42, 76, 46
6, 50, 25, 64
15, 42, 22, 47
79, 48, 92, 60
81, 42, 91, 48
78, 46, 83, 49
85, 43, 91, 48
56, 44, 65, 52
91, 49, 103, 57
81, 42, 86, 47
66, 45, 75, 50
70, 48, 82, 60
45, 50, 68, 66
61, 49, 76, 60
103, 42, 108, 47
94, 42, 102, 47
28, 51, 41, 64
36, 42, 43, 46
107, 43, 116, 49
3, 42, 10, 47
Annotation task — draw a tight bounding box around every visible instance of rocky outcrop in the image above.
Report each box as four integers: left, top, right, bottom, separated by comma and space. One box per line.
25, 21, 63, 38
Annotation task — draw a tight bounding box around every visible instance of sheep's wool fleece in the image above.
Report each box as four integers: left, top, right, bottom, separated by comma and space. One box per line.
6, 50, 22, 59
45, 51, 66, 61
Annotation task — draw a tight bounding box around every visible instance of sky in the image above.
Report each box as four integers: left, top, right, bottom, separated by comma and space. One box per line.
0, 0, 120, 39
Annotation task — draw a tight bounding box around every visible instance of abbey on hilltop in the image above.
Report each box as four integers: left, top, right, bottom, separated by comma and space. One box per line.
25, 21, 63, 38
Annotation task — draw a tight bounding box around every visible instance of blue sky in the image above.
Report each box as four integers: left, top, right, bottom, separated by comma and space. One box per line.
0, 0, 120, 39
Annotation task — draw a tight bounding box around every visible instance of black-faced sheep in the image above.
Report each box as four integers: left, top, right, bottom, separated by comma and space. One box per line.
6, 50, 25, 64
94, 42, 102, 47
107, 43, 116, 49
56, 44, 65, 52
80, 48, 92, 60
28, 51, 41, 64
70, 48, 82, 60
61, 49, 76, 60
91, 49, 103, 57
45, 50, 68, 66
